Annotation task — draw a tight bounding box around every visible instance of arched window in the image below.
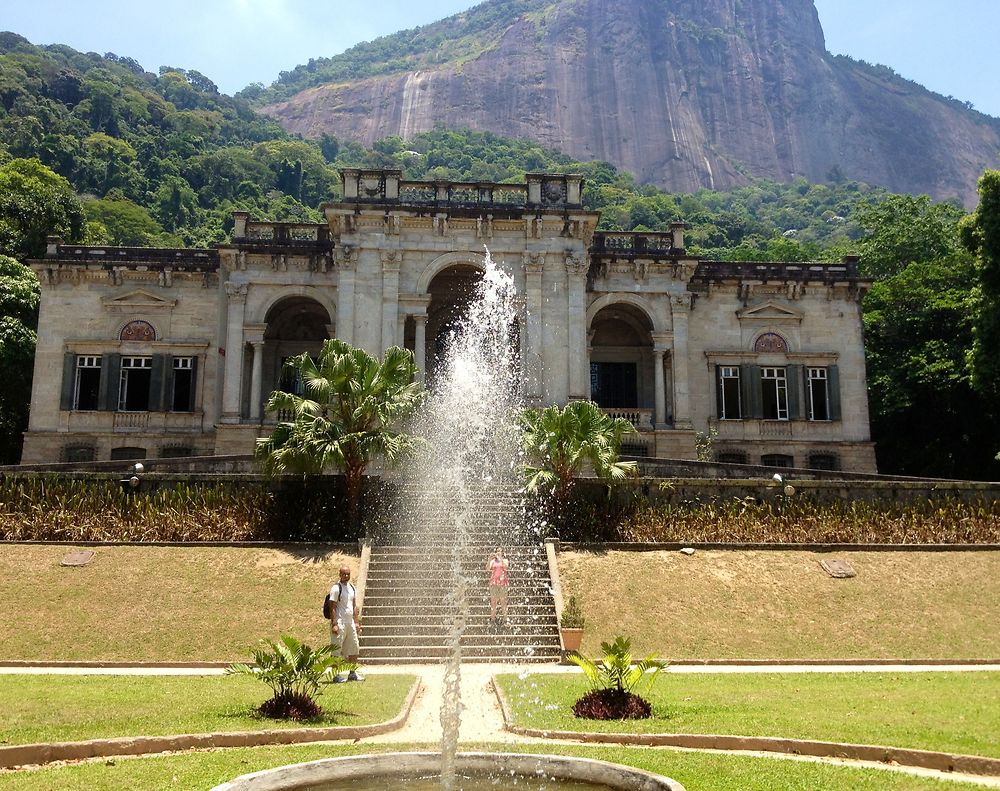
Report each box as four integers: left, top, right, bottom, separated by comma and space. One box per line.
120, 320, 156, 342
754, 333, 788, 353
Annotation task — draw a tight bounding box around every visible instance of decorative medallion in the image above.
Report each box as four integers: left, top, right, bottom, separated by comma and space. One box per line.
754, 332, 788, 353
120, 319, 156, 342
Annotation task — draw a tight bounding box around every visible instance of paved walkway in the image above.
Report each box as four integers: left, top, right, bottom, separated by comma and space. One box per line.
4, 662, 1000, 787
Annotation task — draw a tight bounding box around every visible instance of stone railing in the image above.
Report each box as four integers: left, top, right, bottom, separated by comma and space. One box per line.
592, 232, 677, 258
236, 222, 332, 247
693, 259, 862, 284
44, 243, 219, 268
602, 408, 654, 431
397, 181, 529, 208
710, 418, 841, 440
113, 412, 150, 431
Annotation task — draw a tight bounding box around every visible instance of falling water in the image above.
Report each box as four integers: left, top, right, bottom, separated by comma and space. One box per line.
402, 250, 524, 790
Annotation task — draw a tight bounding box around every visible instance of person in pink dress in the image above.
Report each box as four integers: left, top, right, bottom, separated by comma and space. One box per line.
486, 547, 510, 626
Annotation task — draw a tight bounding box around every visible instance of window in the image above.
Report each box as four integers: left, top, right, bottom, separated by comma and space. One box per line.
761, 453, 794, 468
590, 362, 638, 409
63, 445, 96, 463
160, 445, 193, 458
119, 356, 152, 411
110, 446, 147, 460
716, 451, 748, 464
761, 367, 788, 420
171, 357, 195, 412
717, 366, 742, 419
807, 367, 830, 421
74, 356, 102, 410
808, 453, 838, 471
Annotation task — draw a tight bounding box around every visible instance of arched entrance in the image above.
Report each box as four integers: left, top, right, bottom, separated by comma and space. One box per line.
424, 264, 483, 382
589, 303, 658, 429
259, 296, 331, 413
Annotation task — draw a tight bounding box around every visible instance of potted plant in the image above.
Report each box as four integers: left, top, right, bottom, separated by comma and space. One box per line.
559, 595, 585, 654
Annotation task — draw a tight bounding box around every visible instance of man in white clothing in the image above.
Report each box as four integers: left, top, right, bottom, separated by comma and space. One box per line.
329, 565, 363, 682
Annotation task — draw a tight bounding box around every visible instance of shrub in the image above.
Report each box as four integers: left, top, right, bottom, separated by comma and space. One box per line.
568, 635, 666, 720
560, 595, 585, 629
226, 635, 348, 721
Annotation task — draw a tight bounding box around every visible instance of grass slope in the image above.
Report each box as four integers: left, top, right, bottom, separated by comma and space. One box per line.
498, 671, 1000, 758
0, 545, 357, 661
558, 549, 1000, 660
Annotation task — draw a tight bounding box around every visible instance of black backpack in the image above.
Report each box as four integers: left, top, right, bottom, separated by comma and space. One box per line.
323, 582, 354, 619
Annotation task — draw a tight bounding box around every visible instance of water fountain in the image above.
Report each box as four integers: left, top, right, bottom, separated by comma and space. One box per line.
210, 253, 685, 791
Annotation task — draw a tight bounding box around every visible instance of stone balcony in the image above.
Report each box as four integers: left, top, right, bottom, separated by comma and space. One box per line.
66, 411, 207, 434
708, 417, 843, 441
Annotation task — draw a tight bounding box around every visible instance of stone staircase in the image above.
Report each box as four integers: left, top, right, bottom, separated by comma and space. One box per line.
359, 485, 562, 664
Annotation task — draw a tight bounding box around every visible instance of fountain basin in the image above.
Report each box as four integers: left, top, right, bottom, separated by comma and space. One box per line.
209, 751, 686, 790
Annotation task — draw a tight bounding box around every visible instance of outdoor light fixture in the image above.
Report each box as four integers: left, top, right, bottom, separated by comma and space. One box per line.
771, 473, 783, 485
783, 483, 796, 497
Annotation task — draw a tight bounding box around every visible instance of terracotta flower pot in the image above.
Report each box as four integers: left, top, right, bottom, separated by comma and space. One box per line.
560, 627, 583, 653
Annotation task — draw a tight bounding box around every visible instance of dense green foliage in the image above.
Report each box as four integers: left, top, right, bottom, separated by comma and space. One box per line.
960, 170, 1000, 412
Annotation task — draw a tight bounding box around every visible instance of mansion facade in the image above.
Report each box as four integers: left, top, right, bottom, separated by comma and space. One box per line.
23, 169, 877, 472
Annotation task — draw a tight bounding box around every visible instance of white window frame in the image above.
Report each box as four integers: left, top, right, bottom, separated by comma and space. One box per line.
74, 356, 102, 411
119, 356, 152, 412
719, 365, 742, 420
171, 356, 195, 412
807, 367, 830, 421
761, 367, 788, 421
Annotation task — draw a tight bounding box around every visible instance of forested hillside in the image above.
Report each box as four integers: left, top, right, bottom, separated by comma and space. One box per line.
0, 34, 997, 478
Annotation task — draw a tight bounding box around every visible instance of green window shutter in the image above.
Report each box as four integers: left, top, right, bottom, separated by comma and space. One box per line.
150, 355, 168, 412
828, 365, 842, 420
786, 364, 803, 420
60, 353, 76, 411
99, 353, 121, 411
742, 364, 763, 418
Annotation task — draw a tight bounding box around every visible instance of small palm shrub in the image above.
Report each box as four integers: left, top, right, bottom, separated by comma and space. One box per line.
226, 635, 348, 720
569, 635, 667, 720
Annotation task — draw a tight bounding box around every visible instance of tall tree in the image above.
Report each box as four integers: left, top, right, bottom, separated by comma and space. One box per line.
255, 340, 424, 529
0, 158, 85, 258
0, 255, 39, 463
959, 170, 1000, 405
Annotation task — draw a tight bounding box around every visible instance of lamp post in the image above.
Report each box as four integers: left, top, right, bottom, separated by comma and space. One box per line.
119, 462, 144, 514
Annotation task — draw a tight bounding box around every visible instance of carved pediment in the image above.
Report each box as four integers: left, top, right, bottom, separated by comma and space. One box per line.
736, 301, 802, 323
102, 289, 177, 312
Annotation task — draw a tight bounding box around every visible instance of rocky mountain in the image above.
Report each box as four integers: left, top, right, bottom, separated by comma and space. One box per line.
258, 0, 1000, 207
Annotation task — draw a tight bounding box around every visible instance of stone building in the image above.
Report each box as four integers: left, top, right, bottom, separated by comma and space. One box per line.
22, 169, 876, 471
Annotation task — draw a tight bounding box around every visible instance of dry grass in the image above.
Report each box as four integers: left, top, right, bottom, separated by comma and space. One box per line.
558, 549, 1000, 660
0, 545, 359, 662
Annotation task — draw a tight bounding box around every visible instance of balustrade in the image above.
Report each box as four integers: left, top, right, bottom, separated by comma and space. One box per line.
602, 408, 654, 431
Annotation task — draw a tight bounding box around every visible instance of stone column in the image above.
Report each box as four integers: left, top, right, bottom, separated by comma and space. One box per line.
414, 314, 427, 383
245, 324, 266, 422
221, 282, 248, 422
565, 253, 589, 401
336, 246, 357, 345
381, 250, 401, 350
524, 253, 545, 400
651, 331, 672, 429
670, 295, 693, 429
249, 341, 264, 421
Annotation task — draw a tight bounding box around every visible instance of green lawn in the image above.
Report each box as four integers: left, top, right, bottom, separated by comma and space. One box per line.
497, 671, 1000, 759
0, 743, 986, 791
0, 674, 414, 745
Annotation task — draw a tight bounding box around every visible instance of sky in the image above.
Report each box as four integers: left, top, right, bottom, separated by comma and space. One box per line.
3, 0, 999, 116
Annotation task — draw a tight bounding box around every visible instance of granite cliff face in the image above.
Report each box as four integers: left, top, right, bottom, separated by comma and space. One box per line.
261, 0, 1000, 206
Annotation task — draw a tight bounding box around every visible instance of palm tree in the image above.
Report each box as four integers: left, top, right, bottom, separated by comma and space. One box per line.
255, 339, 424, 528
519, 400, 638, 512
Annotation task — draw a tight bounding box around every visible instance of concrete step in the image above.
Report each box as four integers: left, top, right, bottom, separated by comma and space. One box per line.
360, 646, 560, 662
